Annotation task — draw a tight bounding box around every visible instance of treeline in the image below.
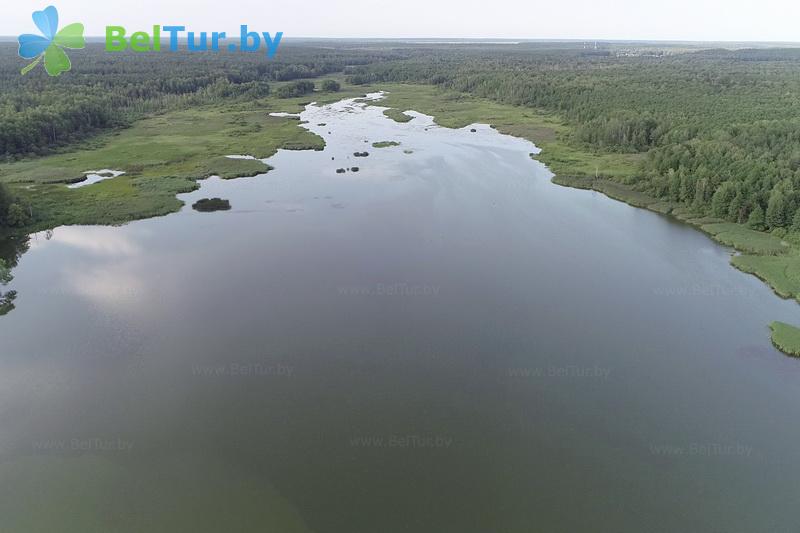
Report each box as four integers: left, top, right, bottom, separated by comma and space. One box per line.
0, 184, 29, 228
345, 44, 800, 232
275, 80, 315, 98
0, 43, 403, 159
8, 39, 800, 234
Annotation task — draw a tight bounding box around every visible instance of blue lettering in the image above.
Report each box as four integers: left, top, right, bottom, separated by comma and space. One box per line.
163, 26, 185, 51
240, 25, 260, 52
211, 32, 226, 51
187, 31, 208, 51
261, 32, 283, 58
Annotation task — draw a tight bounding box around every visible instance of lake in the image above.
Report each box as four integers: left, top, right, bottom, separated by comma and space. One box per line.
1, 94, 799, 532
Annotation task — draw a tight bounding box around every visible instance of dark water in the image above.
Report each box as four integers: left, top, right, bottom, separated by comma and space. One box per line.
1, 94, 800, 532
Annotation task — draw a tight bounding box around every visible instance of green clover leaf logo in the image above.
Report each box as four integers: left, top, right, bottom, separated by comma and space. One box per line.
18, 6, 85, 76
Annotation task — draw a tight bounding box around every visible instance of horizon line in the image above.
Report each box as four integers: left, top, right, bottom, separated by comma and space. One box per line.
1, 36, 800, 45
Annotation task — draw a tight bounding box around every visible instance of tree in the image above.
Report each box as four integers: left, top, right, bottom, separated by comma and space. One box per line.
0, 183, 12, 226
0, 259, 11, 285
692, 178, 709, 211
711, 182, 737, 218
667, 169, 681, 201
6, 204, 29, 228
0, 257, 14, 316
679, 175, 694, 203
727, 193, 746, 223
791, 209, 800, 233
766, 190, 788, 228
321, 79, 340, 92
748, 204, 766, 230
275, 81, 315, 98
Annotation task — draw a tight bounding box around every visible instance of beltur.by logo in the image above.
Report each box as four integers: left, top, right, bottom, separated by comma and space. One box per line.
17, 6, 284, 78
18, 5, 86, 76
106, 26, 283, 58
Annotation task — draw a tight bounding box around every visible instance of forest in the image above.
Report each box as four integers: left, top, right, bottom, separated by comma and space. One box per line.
4, 41, 800, 238
0, 43, 401, 159
345, 44, 800, 236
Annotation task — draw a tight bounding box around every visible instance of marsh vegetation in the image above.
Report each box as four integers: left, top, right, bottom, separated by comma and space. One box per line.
192, 198, 231, 212
3, 41, 800, 350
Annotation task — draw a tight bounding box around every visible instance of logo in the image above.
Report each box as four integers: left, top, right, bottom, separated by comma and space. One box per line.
105, 26, 283, 57
18, 6, 85, 76
15, 6, 283, 78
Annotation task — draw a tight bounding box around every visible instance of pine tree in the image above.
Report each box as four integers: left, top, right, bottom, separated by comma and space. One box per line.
711, 182, 736, 218
791, 209, 800, 233
692, 178, 708, 211
667, 169, 680, 201
727, 193, 745, 223
748, 204, 766, 230
766, 190, 788, 228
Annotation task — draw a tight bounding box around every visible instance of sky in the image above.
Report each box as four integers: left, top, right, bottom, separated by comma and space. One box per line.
3, 0, 799, 42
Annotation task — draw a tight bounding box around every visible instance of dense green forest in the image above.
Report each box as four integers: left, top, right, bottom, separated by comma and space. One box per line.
345, 44, 800, 236
0, 43, 401, 159
0, 42, 404, 228
4, 41, 800, 237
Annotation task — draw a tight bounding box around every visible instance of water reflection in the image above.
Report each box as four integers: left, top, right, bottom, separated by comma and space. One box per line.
0, 235, 29, 316
2, 96, 800, 532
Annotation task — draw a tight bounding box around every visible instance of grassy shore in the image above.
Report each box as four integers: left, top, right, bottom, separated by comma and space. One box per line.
372, 83, 800, 357
0, 78, 368, 235
770, 322, 800, 357
5, 79, 800, 356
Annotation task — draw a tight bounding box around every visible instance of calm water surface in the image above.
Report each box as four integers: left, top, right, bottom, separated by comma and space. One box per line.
1, 94, 800, 532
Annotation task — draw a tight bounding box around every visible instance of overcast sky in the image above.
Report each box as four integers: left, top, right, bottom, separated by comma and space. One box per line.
4, 0, 799, 42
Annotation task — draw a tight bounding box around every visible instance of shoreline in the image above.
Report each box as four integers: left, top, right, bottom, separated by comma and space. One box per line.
366, 84, 800, 357
549, 174, 800, 357
3, 81, 800, 356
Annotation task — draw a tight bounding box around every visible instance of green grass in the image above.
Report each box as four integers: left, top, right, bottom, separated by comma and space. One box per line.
552, 175, 661, 209
383, 108, 412, 123
371, 83, 800, 358
701, 223, 790, 255
769, 322, 800, 357
375, 84, 642, 180
372, 141, 401, 148
0, 77, 373, 234
732, 253, 800, 300
7, 78, 800, 357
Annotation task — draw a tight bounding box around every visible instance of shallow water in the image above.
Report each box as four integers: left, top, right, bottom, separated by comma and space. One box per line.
2, 94, 800, 532
67, 169, 125, 189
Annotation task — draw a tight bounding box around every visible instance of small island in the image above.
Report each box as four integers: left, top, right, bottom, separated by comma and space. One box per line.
769, 322, 800, 357
192, 198, 231, 212
372, 141, 401, 148
383, 109, 412, 123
